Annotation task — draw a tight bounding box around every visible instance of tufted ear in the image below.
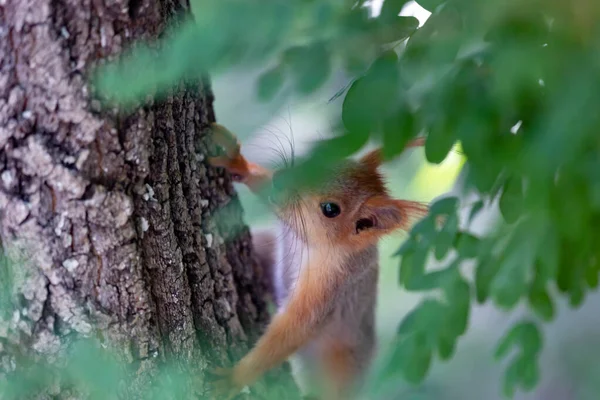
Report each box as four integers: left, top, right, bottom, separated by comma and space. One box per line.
355, 196, 428, 234
358, 137, 425, 171
359, 149, 382, 171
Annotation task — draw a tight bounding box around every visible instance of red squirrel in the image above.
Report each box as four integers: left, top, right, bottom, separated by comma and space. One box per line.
208, 123, 427, 400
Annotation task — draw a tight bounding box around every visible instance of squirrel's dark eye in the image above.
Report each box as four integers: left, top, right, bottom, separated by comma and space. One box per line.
321, 202, 341, 218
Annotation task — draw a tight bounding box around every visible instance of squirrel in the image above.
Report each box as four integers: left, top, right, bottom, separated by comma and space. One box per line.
208, 123, 428, 400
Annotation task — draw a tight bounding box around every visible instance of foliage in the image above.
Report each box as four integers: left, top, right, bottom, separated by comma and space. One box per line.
92, 0, 600, 398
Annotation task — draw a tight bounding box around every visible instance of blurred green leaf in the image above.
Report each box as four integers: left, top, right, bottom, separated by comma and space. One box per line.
397, 299, 446, 337
382, 102, 418, 160
495, 321, 542, 397
455, 231, 480, 259
415, 0, 445, 12
475, 255, 499, 304
495, 321, 542, 360
404, 263, 457, 291
387, 333, 432, 383
491, 221, 538, 309
467, 200, 484, 224
428, 196, 459, 216
425, 122, 457, 164
399, 243, 428, 289
527, 286, 554, 321
380, 0, 411, 22
342, 50, 399, 134
437, 332, 456, 361
257, 65, 285, 101
404, 340, 432, 383
585, 256, 600, 289
434, 212, 458, 260
283, 42, 331, 94
97, 0, 296, 105
402, 4, 462, 81
394, 236, 417, 257
443, 275, 471, 338
371, 16, 419, 44
67, 340, 122, 399
499, 176, 524, 224
535, 225, 559, 283
0, 253, 15, 318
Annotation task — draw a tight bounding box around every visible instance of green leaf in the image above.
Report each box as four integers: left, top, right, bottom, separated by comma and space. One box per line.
399, 243, 428, 289
520, 358, 540, 391
535, 226, 559, 283
404, 341, 432, 384
257, 65, 285, 101
491, 221, 537, 309
429, 196, 459, 216
527, 286, 554, 321
396, 306, 420, 336
437, 332, 456, 360
0, 254, 15, 318
382, 102, 417, 160
415, 0, 445, 12
97, 1, 295, 105
401, 4, 461, 81
380, 0, 411, 22
585, 257, 600, 289
443, 276, 471, 337
569, 284, 585, 307
342, 78, 375, 134
67, 340, 122, 399
283, 42, 331, 94
387, 333, 432, 383
404, 264, 457, 291
394, 236, 417, 257
495, 321, 542, 360
371, 16, 420, 44
397, 299, 446, 336
342, 50, 399, 134
463, 157, 501, 195
411, 215, 437, 238
503, 358, 524, 398
475, 256, 499, 303
455, 232, 480, 259
425, 122, 457, 164
499, 176, 524, 224
342, 50, 400, 131
467, 200, 484, 224
434, 212, 458, 260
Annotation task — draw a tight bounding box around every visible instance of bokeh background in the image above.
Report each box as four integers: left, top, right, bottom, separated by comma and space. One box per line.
212, 2, 600, 399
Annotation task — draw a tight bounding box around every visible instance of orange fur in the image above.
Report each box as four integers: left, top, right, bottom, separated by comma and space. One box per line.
358, 137, 425, 171
228, 254, 344, 388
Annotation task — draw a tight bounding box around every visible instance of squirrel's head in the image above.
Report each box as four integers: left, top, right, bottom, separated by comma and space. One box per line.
269, 149, 427, 250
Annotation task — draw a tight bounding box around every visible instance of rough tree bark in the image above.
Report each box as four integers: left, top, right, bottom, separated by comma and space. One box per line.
0, 0, 298, 398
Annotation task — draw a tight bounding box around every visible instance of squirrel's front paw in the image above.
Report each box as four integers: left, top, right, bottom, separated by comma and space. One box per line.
208, 367, 244, 400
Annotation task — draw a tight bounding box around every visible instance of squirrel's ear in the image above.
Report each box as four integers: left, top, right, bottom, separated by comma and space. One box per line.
356, 196, 428, 234
359, 149, 382, 171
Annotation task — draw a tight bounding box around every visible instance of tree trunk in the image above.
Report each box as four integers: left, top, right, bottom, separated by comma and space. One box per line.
0, 0, 298, 398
